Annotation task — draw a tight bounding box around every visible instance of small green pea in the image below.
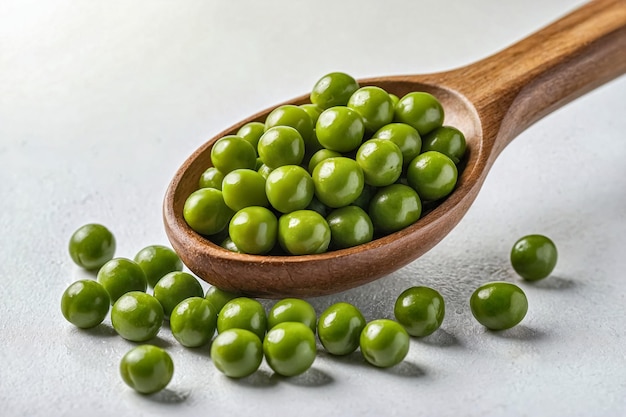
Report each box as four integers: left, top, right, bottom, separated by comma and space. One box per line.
326, 205, 374, 249
312, 157, 364, 208
61, 280, 110, 329
263, 322, 317, 377
211, 329, 263, 378
315, 107, 365, 153
422, 125, 466, 164
317, 302, 366, 356
394, 286, 445, 337
111, 292, 164, 342
198, 167, 225, 190
265, 165, 315, 213
470, 282, 528, 330
153, 271, 204, 319
368, 184, 422, 234
210, 135, 257, 174
278, 210, 331, 255
359, 319, 409, 368
347, 86, 395, 132
356, 138, 403, 187
217, 297, 267, 341
134, 245, 183, 288
265, 104, 314, 147
170, 297, 217, 348
406, 151, 458, 202
183, 188, 235, 236
258, 126, 305, 169
68, 223, 116, 270
229, 206, 278, 255
97, 258, 147, 304
394, 92, 444, 135
222, 169, 270, 211
120, 345, 174, 395
373, 123, 422, 165
268, 298, 317, 332
205, 286, 240, 313
237, 122, 265, 153
510, 235, 558, 281
310, 72, 359, 109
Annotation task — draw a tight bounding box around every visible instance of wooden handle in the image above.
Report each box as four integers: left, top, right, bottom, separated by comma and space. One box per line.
441, 0, 626, 157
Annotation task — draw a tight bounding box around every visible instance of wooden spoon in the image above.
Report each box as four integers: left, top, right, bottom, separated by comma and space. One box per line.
164, 0, 626, 298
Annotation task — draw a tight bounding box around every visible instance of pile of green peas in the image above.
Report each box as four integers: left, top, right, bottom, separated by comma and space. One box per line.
183, 72, 467, 255
62, 223, 557, 394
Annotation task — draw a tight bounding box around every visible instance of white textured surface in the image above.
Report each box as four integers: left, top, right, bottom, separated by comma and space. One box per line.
1, 0, 625, 416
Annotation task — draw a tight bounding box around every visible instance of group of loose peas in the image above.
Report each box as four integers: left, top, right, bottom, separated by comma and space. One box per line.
183, 72, 466, 255
61, 222, 558, 395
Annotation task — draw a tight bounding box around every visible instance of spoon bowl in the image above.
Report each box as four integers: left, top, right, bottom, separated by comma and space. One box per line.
164, 0, 626, 298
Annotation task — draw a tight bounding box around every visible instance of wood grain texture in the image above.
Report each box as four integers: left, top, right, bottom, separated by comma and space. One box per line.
163, 0, 626, 298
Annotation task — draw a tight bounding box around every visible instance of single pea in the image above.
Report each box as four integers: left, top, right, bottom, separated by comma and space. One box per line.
183, 188, 235, 236
61, 280, 110, 329
347, 86, 395, 132
394, 92, 444, 136
111, 292, 164, 342
359, 319, 410, 368
315, 107, 365, 153
205, 286, 240, 313
373, 122, 422, 165
510, 235, 558, 281
368, 184, 422, 234
211, 329, 263, 378
312, 157, 364, 208
263, 322, 317, 377
356, 139, 403, 187
134, 245, 183, 288
222, 169, 270, 211
198, 167, 225, 190
257, 163, 273, 179
307, 148, 342, 175
299, 103, 324, 126
422, 125, 466, 164
217, 297, 267, 341
268, 298, 317, 332
326, 205, 374, 249
68, 223, 116, 270
237, 121, 265, 153
257, 126, 305, 169
394, 286, 445, 337
170, 297, 217, 348
470, 282, 528, 330
97, 258, 147, 304
406, 151, 458, 201
229, 206, 278, 255
310, 72, 359, 109
210, 135, 257, 174
278, 210, 331, 255
153, 271, 204, 319
389, 93, 400, 107
265, 104, 314, 147
120, 345, 174, 395
265, 165, 314, 214
317, 302, 366, 356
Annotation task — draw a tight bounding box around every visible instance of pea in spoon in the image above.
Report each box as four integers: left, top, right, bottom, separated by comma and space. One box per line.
164, 0, 626, 298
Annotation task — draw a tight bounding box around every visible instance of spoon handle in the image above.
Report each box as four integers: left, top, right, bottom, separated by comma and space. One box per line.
443, 0, 626, 156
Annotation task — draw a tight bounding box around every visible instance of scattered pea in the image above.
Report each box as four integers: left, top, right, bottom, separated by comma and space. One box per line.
120, 345, 174, 394
263, 322, 317, 377
97, 258, 147, 304
360, 319, 410, 368
68, 223, 116, 270
267, 298, 317, 332
153, 271, 204, 319
470, 282, 528, 330
133, 245, 183, 288
510, 234, 558, 281
317, 302, 366, 356
111, 291, 164, 342
394, 286, 445, 337
61, 280, 110, 329
211, 329, 263, 378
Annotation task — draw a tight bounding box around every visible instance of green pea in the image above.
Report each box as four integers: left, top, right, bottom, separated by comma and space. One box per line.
394, 286, 445, 337
111, 292, 164, 342
359, 319, 409, 368
389, 94, 400, 107
222, 169, 270, 211
350, 184, 376, 211
258, 126, 305, 169
205, 286, 240, 313
315, 107, 365, 153
198, 167, 225, 190
210, 135, 257, 174
356, 139, 403, 187
394, 92, 444, 135
68, 223, 116, 270
170, 297, 217, 348
120, 345, 174, 395
263, 322, 317, 377
265, 104, 314, 147
257, 163, 273, 179
299, 104, 324, 126
211, 329, 263, 378
317, 302, 366, 356
312, 157, 364, 208
237, 122, 265, 153
307, 148, 342, 175
470, 282, 528, 330
278, 210, 331, 255
406, 151, 458, 202
61, 280, 110, 329
368, 184, 422, 234
134, 245, 183, 288
183, 188, 235, 236
153, 271, 204, 319
326, 205, 374, 249
373, 122, 422, 165
422, 125, 466, 164
229, 206, 278, 254
220, 237, 241, 252
348, 86, 395, 132
217, 297, 267, 341
268, 298, 317, 332
510, 235, 558, 281
310, 72, 359, 109
97, 258, 147, 304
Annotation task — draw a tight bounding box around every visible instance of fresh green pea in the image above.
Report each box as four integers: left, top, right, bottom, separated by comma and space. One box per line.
307, 149, 342, 175
183, 188, 235, 236
237, 122, 265, 153
278, 210, 331, 255
310, 72, 359, 109
221, 169, 269, 211
265, 104, 314, 147
470, 282, 528, 330
299, 104, 324, 126
317, 302, 366, 356
257, 163, 273, 179
510, 235, 558, 281
347, 86, 395, 132
210, 135, 257, 174
134, 245, 183, 288
394, 92, 444, 135
170, 297, 217, 348
205, 286, 240, 313
406, 151, 458, 201
356, 139, 403, 187
97, 258, 147, 304
359, 319, 409, 368
315, 107, 365, 153
268, 298, 317, 332
422, 125, 466, 164
217, 297, 267, 341
211, 329, 263, 378
61, 280, 110, 329
120, 345, 174, 394
198, 167, 225, 190
68, 223, 116, 270
394, 286, 445, 337
265, 165, 315, 213
373, 123, 422, 165
326, 205, 374, 249
153, 271, 204, 319
312, 157, 364, 208
258, 126, 305, 169
229, 206, 278, 254
368, 184, 422, 234
111, 292, 164, 342
263, 322, 317, 377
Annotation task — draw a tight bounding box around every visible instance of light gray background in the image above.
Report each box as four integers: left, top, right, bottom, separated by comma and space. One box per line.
1, 0, 625, 416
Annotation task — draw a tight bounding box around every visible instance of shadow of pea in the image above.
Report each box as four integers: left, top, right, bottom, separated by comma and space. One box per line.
382, 360, 427, 378
138, 387, 190, 404
415, 328, 461, 348
228, 368, 278, 389
271, 367, 334, 387
487, 324, 547, 341
524, 275, 577, 291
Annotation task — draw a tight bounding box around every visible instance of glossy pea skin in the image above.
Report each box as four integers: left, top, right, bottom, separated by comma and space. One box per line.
510, 235, 558, 281
360, 319, 409, 368
268, 298, 317, 332
394, 286, 445, 337
470, 282, 528, 330
368, 184, 422, 234
317, 302, 366, 356
198, 167, 225, 190
210, 135, 257, 174
257, 163, 273, 179
348, 86, 395, 132
299, 104, 324, 126
211, 329, 263, 378
170, 297, 217, 348
61, 280, 110, 329
120, 345, 174, 395
68, 223, 116, 270
422, 125, 466, 164
257, 126, 305, 169
310, 72, 359, 109
278, 210, 331, 255
111, 292, 164, 342
315, 107, 365, 153
265, 165, 314, 213
222, 169, 269, 211
406, 151, 458, 202
373, 123, 422, 165
229, 206, 278, 254
183, 188, 235, 236
326, 206, 374, 249
356, 139, 403, 187
265, 104, 314, 147
205, 286, 240, 313
263, 322, 317, 377
220, 236, 241, 252
307, 149, 341, 175
395, 92, 444, 136
134, 245, 183, 288
153, 271, 204, 319
217, 297, 267, 341
312, 157, 364, 208
97, 258, 147, 304
237, 122, 265, 153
